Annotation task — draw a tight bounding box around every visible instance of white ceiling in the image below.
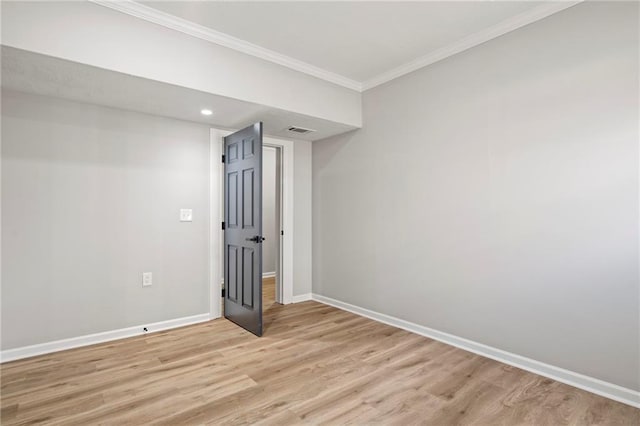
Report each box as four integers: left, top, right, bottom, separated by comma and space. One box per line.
1, 47, 357, 141
137, 0, 552, 86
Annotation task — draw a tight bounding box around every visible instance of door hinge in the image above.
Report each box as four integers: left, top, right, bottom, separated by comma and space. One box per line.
221, 154, 225, 163
221, 221, 225, 230
281, 230, 284, 236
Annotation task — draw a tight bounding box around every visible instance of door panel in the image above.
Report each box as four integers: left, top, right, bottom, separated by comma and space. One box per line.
228, 172, 238, 227
243, 169, 255, 227
227, 245, 239, 302
224, 123, 263, 336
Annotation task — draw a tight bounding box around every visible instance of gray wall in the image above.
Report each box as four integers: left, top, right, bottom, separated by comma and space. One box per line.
262, 147, 277, 274
313, 1, 639, 390
294, 140, 313, 297
2, 90, 211, 349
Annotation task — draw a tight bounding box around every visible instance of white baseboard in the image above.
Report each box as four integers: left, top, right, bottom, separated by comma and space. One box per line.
311, 294, 640, 408
0, 313, 210, 363
291, 293, 312, 303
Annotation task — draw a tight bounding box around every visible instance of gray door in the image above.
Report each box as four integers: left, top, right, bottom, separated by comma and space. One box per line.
224, 122, 263, 336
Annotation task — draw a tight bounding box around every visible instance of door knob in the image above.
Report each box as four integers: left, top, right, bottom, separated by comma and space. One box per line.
246, 236, 266, 243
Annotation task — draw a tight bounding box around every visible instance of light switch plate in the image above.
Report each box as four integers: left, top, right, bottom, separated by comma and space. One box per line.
180, 209, 193, 222
142, 272, 152, 287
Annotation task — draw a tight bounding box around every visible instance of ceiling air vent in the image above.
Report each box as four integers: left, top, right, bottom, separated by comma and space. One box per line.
287, 126, 315, 135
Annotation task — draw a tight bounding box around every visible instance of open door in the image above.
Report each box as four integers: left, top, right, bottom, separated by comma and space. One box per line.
224, 122, 263, 336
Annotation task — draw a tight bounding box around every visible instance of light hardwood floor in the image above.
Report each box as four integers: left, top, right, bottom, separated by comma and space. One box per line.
262, 276, 276, 311
2, 282, 638, 425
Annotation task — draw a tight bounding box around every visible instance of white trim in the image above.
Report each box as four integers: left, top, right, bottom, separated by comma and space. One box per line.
361, 1, 582, 90
209, 129, 223, 320
292, 293, 312, 303
89, 0, 361, 91
311, 294, 640, 408
273, 145, 283, 304
90, 0, 580, 93
0, 314, 210, 363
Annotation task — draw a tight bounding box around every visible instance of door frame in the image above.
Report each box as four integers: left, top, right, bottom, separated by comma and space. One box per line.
209, 128, 295, 320
263, 144, 282, 304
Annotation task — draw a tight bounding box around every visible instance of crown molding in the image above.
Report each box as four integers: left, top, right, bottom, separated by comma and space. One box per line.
361, 1, 583, 91
89, 0, 362, 91
90, 0, 581, 94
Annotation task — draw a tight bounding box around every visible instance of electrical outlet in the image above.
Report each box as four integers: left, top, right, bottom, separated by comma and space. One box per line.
180, 209, 193, 222
142, 272, 152, 287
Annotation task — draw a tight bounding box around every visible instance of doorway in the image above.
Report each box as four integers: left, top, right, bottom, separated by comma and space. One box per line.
261, 145, 281, 316
210, 127, 294, 329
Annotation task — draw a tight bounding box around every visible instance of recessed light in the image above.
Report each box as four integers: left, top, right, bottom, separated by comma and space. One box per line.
201, 109, 213, 116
